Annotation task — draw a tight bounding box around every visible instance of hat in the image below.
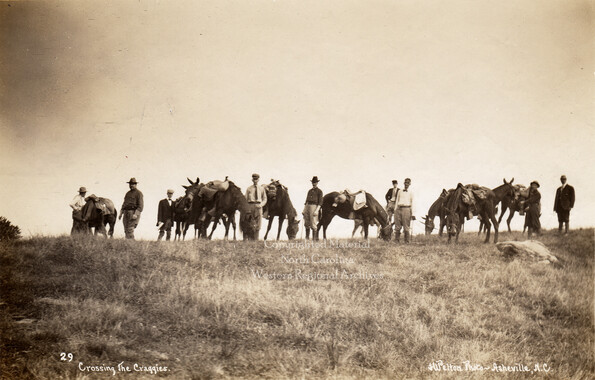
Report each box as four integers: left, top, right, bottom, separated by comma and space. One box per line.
404, 178, 411, 183
311, 176, 319, 183
126, 177, 138, 184
560, 175, 567, 180
167, 189, 174, 194
79, 186, 87, 193
530, 180, 540, 188
252, 173, 260, 179
391, 180, 398, 184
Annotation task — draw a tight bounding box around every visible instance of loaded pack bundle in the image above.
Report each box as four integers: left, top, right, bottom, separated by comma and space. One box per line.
460, 184, 490, 218
200, 179, 230, 201
333, 190, 367, 218
85, 195, 115, 215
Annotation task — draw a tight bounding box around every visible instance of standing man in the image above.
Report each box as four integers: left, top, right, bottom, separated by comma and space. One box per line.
119, 177, 144, 239
157, 189, 175, 241
245, 173, 267, 239
393, 178, 415, 243
525, 181, 542, 238
384, 180, 399, 224
554, 174, 575, 234
70, 186, 88, 235
303, 176, 323, 240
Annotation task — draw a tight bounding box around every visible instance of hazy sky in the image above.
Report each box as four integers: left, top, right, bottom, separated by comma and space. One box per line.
1, 0, 593, 239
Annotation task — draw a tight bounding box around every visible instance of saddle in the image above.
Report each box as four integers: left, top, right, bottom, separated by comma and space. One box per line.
206, 179, 230, 192
86, 195, 115, 215
333, 190, 367, 211
514, 185, 529, 199
461, 185, 490, 206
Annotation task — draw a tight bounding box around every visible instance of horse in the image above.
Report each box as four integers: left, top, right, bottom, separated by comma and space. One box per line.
172, 196, 191, 240
80, 197, 117, 238
174, 177, 202, 240
317, 191, 392, 241
423, 189, 450, 236
206, 181, 260, 240
444, 183, 501, 243
497, 184, 529, 232
263, 182, 300, 240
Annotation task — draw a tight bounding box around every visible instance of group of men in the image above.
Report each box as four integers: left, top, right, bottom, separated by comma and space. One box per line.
384, 178, 416, 243
70, 178, 145, 239
70, 174, 576, 240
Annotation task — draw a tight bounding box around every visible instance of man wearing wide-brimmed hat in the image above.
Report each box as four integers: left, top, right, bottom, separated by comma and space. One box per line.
303, 176, 323, 240
554, 174, 575, 234
524, 180, 541, 238
157, 189, 175, 241
119, 177, 144, 239
69, 186, 88, 235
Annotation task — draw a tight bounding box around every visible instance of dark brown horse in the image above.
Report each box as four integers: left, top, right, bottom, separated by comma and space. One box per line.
317, 192, 392, 240
497, 184, 529, 232
263, 182, 300, 240
171, 196, 188, 240
207, 181, 260, 240
444, 183, 502, 243
80, 197, 117, 238
423, 189, 450, 236
175, 177, 202, 240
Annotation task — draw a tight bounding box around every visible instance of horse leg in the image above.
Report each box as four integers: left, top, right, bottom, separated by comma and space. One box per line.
277, 216, 284, 240
482, 214, 491, 244
264, 216, 274, 240
490, 211, 499, 243
229, 214, 237, 240
318, 214, 334, 241
506, 211, 513, 233
208, 217, 218, 240
223, 216, 231, 241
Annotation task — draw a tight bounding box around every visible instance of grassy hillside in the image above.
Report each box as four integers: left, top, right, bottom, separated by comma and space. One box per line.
1, 230, 593, 379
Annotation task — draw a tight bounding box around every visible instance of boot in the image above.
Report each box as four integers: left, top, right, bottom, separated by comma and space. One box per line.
394, 232, 400, 243
565, 222, 569, 234
404, 231, 410, 244
313, 229, 319, 241
305, 228, 310, 240
158, 231, 164, 241
558, 222, 563, 234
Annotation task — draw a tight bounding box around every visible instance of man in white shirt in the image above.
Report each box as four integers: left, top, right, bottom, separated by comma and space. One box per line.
393, 178, 416, 243
70, 186, 88, 235
245, 173, 267, 239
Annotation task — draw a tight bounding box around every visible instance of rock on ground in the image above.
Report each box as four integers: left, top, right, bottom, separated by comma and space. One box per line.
496, 240, 559, 264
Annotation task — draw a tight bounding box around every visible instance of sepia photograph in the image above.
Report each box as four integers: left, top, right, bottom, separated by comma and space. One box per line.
1, 0, 593, 378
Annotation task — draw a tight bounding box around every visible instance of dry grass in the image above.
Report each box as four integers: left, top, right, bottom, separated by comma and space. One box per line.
1, 229, 593, 379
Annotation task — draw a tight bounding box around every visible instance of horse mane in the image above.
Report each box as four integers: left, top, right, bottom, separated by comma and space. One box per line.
428, 192, 446, 218
445, 184, 463, 214
364, 192, 388, 227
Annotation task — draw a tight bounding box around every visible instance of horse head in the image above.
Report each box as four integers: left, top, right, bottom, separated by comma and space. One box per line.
423, 215, 435, 235
502, 177, 516, 200
379, 224, 393, 241
286, 218, 300, 240
444, 185, 464, 236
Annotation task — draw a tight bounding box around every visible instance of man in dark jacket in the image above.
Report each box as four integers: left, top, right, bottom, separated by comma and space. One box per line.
384, 180, 399, 224
157, 189, 175, 241
554, 175, 575, 234
119, 177, 144, 239
303, 176, 323, 240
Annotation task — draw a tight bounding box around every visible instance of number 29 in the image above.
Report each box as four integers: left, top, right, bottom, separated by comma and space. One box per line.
60, 353, 73, 362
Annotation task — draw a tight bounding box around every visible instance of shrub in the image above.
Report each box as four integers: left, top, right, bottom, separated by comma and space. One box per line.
0, 216, 22, 241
